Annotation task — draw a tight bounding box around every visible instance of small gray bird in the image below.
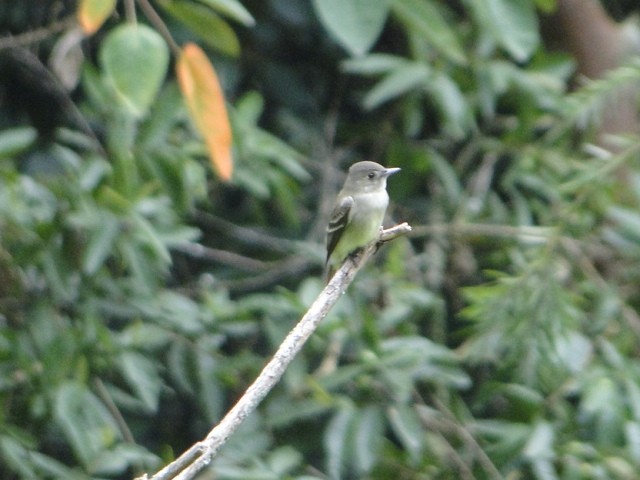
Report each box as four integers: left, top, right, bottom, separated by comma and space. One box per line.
325, 161, 400, 278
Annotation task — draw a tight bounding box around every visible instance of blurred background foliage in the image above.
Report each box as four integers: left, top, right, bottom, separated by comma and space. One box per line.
2, 0, 640, 479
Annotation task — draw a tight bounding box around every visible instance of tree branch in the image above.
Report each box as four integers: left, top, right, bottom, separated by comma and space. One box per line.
136, 223, 411, 480
0, 15, 76, 50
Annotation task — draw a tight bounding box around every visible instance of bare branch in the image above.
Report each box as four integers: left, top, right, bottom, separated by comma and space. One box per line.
137, 223, 411, 480
173, 242, 268, 272
220, 256, 315, 293
411, 223, 556, 242
0, 15, 76, 50
195, 211, 300, 254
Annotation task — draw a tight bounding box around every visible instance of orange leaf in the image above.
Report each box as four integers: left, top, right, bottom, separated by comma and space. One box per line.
176, 43, 233, 181
77, 0, 117, 35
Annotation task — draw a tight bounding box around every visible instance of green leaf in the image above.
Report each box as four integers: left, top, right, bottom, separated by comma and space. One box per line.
324, 404, 355, 480
0, 435, 80, 479
119, 322, 174, 350
469, 0, 539, 61
581, 375, 625, 445
197, 0, 255, 26
426, 72, 473, 138
523, 421, 554, 459
130, 213, 172, 264
161, 0, 240, 56
387, 406, 424, 462
54, 382, 120, 468
626, 421, 640, 463
137, 83, 185, 149
363, 62, 430, 110
353, 406, 384, 474
312, 0, 390, 56
196, 347, 224, 422
153, 290, 204, 334
0, 127, 37, 159
391, 0, 466, 64
534, 0, 556, 13
427, 148, 462, 202
167, 340, 196, 394
82, 212, 120, 275
119, 351, 163, 412
99, 24, 169, 117
267, 446, 303, 475
235, 90, 265, 125
89, 443, 160, 475
342, 54, 409, 76
608, 207, 640, 244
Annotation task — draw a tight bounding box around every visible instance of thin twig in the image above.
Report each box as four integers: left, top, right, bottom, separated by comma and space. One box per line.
560, 236, 640, 338
173, 242, 268, 272
411, 223, 556, 241
136, 223, 412, 480
428, 395, 504, 480
220, 256, 315, 293
93, 378, 145, 475
0, 15, 76, 50
195, 212, 300, 253
136, 0, 181, 55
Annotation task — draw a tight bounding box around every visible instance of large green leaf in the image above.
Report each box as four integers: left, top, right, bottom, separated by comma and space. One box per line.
352, 406, 385, 474
392, 0, 466, 65
99, 24, 169, 117
54, 382, 120, 468
119, 351, 163, 412
363, 62, 430, 110
324, 404, 356, 480
468, 0, 539, 61
426, 72, 473, 138
161, 0, 240, 56
312, 0, 390, 56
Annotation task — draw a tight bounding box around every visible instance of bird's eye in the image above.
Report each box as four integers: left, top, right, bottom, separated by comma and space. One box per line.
367, 172, 375, 179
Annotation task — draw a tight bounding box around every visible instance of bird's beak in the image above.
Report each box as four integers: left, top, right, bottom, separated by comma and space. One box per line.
383, 167, 401, 177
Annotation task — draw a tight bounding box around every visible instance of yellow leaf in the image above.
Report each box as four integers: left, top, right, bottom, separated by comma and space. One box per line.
77, 0, 117, 35
176, 43, 233, 181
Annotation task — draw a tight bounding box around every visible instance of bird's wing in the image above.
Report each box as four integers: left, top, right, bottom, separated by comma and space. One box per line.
325, 195, 353, 265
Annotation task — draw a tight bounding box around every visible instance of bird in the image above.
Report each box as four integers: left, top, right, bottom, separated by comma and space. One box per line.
325, 161, 400, 279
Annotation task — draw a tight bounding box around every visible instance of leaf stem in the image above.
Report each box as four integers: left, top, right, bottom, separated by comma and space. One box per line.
136, 0, 181, 56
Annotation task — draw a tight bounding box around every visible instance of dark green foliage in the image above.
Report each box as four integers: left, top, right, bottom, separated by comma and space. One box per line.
3, 1, 640, 479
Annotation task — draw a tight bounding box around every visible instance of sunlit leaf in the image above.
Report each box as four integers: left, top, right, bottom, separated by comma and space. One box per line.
77, 0, 117, 35
176, 43, 233, 180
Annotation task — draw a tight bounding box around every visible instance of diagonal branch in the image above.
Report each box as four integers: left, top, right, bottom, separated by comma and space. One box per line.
136, 222, 411, 480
